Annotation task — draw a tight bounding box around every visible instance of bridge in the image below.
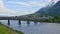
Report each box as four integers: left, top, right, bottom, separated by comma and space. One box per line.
0, 17, 48, 25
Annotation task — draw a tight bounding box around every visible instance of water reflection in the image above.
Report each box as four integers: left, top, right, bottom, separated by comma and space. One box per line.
34, 21, 37, 24
0, 20, 60, 34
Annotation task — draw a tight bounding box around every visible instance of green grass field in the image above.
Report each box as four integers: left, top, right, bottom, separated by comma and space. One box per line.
0, 24, 18, 34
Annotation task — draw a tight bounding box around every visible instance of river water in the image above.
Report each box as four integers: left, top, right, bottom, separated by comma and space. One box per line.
0, 20, 60, 34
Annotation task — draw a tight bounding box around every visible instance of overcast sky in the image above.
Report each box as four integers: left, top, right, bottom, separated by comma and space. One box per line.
0, 0, 59, 16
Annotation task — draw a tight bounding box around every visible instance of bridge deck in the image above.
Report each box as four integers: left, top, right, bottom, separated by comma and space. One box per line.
0, 17, 48, 25
0, 17, 47, 21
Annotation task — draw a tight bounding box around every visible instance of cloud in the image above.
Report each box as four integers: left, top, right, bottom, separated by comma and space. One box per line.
29, 0, 59, 7
8, 1, 47, 7
16, 2, 31, 6
45, 0, 59, 3
53, 0, 59, 3
28, 1, 47, 7
0, 0, 59, 16
9, 0, 59, 7
0, 0, 17, 16
7, 1, 32, 6
0, 0, 36, 16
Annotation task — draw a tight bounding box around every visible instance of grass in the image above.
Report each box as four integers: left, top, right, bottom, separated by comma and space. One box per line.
0, 23, 17, 34
0, 23, 24, 34
15, 30, 24, 34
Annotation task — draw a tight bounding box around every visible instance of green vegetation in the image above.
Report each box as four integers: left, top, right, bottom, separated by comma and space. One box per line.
0, 23, 24, 34
45, 16, 60, 23
15, 30, 24, 34
0, 23, 17, 34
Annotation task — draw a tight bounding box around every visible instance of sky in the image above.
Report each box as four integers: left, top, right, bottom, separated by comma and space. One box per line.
0, 0, 59, 16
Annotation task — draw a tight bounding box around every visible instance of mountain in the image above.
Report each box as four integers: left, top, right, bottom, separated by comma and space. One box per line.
20, 1, 60, 17
34, 1, 60, 16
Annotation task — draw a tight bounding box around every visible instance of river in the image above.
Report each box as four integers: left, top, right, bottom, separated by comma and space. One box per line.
0, 20, 60, 34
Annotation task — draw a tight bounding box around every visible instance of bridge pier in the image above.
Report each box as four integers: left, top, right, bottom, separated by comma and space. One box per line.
34, 21, 37, 24
34, 20, 37, 24
18, 19, 21, 25
27, 20, 30, 24
8, 19, 10, 25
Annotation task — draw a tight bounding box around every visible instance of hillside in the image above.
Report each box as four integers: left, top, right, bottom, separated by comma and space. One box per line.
34, 1, 60, 16
20, 1, 60, 17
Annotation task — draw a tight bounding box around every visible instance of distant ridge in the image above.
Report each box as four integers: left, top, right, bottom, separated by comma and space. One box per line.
20, 1, 60, 17
34, 1, 60, 16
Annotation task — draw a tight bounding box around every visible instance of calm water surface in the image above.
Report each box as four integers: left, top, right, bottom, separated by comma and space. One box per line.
0, 20, 60, 34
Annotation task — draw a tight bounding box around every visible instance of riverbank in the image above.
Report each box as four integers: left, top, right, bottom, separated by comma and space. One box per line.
0, 23, 24, 34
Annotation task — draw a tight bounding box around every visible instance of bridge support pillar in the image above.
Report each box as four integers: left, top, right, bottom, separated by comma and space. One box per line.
8, 19, 10, 25
18, 19, 21, 25
34, 20, 37, 24
27, 20, 30, 24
